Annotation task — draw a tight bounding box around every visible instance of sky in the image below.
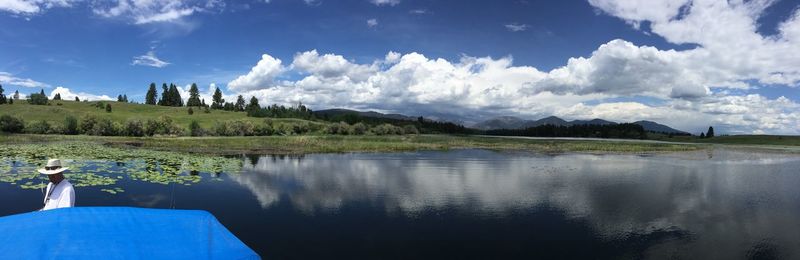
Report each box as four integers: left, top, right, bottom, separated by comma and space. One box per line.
0, 0, 799, 135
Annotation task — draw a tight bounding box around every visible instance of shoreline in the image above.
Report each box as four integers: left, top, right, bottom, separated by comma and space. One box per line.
1, 133, 706, 154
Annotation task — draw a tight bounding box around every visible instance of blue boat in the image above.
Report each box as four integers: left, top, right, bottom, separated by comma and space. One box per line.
0, 207, 260, 259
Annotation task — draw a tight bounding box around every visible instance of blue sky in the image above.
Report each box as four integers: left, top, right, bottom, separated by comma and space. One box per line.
1, 0, 799, 134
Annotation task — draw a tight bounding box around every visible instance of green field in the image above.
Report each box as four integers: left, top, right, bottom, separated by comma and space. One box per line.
0, 100, 322, 129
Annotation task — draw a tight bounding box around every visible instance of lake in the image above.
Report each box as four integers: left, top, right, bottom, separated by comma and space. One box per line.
2, 146, 800, 259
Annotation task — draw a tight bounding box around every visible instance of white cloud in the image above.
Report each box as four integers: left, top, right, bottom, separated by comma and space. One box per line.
0, 0, 75, 15
0, 72, 50, 88
370, 0, 399, 6
504, 23, 529, 32
91, 0, 213, 24
588, 0, 800, 88
131, 50, 170, 68
227, 53, 285, 91
366, 18, 378, 27
49, 86, 113, 101
225, 47, 800, 134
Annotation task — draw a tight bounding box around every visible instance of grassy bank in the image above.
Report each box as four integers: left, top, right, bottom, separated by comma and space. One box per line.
0, 134, 702, 154
649, 134, 800, 146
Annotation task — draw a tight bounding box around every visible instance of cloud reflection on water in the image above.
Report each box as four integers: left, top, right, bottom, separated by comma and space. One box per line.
231, 149, 800, 258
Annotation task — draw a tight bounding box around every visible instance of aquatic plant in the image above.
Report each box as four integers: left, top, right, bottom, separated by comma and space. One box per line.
0, 142, 242, 194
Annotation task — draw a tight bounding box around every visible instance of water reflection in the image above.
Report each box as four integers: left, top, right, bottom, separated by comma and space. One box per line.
232, 149, 800, 259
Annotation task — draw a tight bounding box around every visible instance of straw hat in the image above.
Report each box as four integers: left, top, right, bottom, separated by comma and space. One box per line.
37, 159, 69, 175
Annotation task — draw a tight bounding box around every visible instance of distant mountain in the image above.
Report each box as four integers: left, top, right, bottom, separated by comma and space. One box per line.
522, 116, 569, 128
472, 116, 527, 130
570, 118, 617, 126
474, 116, 687, 134
314, 109, 419, 121
632, 120, 688, 134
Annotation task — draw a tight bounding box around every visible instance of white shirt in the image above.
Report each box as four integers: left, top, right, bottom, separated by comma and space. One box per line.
42, 179, 75, 211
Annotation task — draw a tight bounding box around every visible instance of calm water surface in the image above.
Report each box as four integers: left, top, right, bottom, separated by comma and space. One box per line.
2, 148, 800, 259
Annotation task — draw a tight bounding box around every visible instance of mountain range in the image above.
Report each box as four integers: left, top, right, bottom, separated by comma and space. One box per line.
473, 116, 688, 134
314, 108, 689, 134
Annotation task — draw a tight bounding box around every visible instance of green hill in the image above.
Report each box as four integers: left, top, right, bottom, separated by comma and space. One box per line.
0, 100, 323, 129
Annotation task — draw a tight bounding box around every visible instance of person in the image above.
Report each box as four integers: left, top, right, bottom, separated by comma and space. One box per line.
38, 159, 75, 211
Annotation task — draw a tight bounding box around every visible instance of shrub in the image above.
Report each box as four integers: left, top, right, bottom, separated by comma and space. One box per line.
352, 122, 368, 135
79, 115, 98, 134
214, 120, 255, 136
105, 103, 112, 113
188, 107, 194, 115
189, 121, 204, 136
124, 119, 145, 137
371, 123, 403, 135
88, 118, 119, 136
254, 123, 273, 136
0, 115, 24, 133
326, 122, 353, 135
402, 125, 419, 135
25, 120, 51, 134
144, 116, 183, 136
292, 122, 311, 135
64, 116, 78, 135
203, 107, 210, 113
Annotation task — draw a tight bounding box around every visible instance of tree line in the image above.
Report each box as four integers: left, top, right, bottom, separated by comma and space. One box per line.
485, 123, 648, 139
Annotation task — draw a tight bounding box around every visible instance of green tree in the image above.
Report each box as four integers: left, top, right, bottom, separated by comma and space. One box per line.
245, 96, 260, 116
706, 126, 714, 138
28, 90, 48, 105
700, 132, 705, 138
64, 116, 78, 135
212, 87, 224, 109
0, 115, 24, 133
187, 83, 201, 106
235, 95, 246, 111
53, 93, 61, 100
74, 96, 80, 102
145, 83, 158, 105
0, 84, 6, 104
117, 95, 124, 102
159, 83, 168, 106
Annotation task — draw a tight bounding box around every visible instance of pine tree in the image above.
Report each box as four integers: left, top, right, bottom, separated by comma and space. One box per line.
117, 95, 124, 102
212, 87, 224, 109
13, 90, 19, 100
53, 93, 61, 100
235, 95, 245, 111
245, 96, 260, 116
0, 84, 6, 104
123, 94, 128, 103
75, 96, 80, 102
706, 126, 714, 138
700, 132, 705, 138
145, 83, 158, 105
187, 83, 201, 107
159, 83, 168, 106
39, 89, 45, 96
168, 84, 183, 106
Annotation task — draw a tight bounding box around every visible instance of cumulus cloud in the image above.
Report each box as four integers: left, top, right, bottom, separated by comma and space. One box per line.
588, 0, 800, 87
131, 50, 170, 68
504, 23, 529, 32
227, 54, 285, 91
225, 46, 800, 134
369, 0, 399, 6
0, 72, 50, 88
49, 86, 113, 101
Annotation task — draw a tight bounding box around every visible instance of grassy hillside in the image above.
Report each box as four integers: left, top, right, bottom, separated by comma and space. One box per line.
0, 100, 324, 129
